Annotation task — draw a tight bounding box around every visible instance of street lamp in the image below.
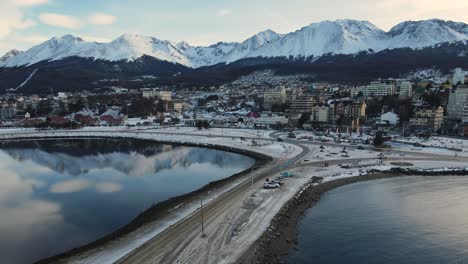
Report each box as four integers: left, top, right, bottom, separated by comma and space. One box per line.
250, 165, 267, 195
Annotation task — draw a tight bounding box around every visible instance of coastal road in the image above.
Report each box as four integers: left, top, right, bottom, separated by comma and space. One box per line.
116, 134, 310, 263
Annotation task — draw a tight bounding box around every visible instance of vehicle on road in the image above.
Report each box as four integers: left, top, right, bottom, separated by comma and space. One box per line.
281, 171, 294, 177
271, 177, 285, 185
277, 138, 284, 142
357, 146, 365, 150
264, 182, 280, 189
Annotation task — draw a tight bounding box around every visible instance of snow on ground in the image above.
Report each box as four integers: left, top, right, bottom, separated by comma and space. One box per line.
144, 126, 274, 139
388, 141, 468, 157
394, 136, 468, 151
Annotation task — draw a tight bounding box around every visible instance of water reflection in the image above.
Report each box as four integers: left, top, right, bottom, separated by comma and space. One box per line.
0, 138, 255, 264
286, 176, 468, 264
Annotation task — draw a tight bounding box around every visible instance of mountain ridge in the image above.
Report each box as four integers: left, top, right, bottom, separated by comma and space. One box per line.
1, 18, 467, 69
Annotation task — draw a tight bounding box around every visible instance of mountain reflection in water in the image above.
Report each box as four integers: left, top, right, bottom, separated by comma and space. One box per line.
0, 138, 255, 264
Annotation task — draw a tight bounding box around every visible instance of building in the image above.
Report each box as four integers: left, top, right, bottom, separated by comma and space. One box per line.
399, 81, 413, 98
252, 114, 288, 129
453, 68, 466, 85
285, 89, 301, 106
263, 87, 286, 110
409, 106, 444, 132
141, 88, 172, 101
164, 101, 183, 112
363, 81, 396, 97
311, 105, 334, 123
351, 101, 367, 119
290, 94, 317, 113
463, 104, 468, 124
447, 85, 468, 121
158, 91, 172, 101
142, 89, 154, 99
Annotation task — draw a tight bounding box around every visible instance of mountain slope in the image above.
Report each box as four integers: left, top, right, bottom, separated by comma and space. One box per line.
224, 29, 284, 63
249, 20, 385, 58
0, 18, 467, 69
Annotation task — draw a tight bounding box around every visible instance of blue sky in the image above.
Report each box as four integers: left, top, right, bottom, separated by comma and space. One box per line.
1, 0, 468, 54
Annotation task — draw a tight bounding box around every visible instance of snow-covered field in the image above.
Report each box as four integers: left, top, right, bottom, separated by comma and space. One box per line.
394, 136, 468, 151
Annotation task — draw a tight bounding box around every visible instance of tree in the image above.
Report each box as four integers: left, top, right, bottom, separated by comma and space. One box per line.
373, 131, 384, 147
297, 112, 311, 128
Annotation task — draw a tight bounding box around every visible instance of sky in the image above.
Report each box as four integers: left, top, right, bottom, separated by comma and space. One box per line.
1, 0, 468, 54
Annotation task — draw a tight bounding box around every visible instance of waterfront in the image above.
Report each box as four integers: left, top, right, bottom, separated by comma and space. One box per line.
0, 138, 255, 264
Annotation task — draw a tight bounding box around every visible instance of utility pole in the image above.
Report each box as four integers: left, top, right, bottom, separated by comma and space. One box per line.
200, 199, 206, 238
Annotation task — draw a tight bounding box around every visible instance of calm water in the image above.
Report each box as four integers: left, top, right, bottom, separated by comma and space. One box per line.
0, 138, 254, 264
286, 176, 468, 264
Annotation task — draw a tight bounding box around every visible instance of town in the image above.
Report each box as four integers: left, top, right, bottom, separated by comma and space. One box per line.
0, 68, 466, 139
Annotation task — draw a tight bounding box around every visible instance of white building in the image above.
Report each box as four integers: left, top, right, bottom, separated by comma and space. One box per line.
252, 115, 288, 129
363, 81, 396, 97
399, 81, 413, 98
453, 68, 466, 85
380, 112, 399, 126
158, 91, 172, 101
448, 85, 468, 121
311, 105, 334, 123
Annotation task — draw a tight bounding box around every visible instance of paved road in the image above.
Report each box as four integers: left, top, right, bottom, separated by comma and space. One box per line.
116, 133, 310, 264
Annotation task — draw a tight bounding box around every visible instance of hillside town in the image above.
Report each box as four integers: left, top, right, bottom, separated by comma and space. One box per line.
0, 68, 467, 137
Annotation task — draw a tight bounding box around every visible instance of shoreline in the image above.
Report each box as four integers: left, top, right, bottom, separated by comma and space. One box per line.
0, 135, 272, 264
239, 168, 468, 264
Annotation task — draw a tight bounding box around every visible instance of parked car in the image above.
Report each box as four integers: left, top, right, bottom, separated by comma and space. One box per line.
357, 145, 365, 150
271, 177, 285, 185
280, 171, 294, 177
277, 138, 284, 142
264, 182, 280, 189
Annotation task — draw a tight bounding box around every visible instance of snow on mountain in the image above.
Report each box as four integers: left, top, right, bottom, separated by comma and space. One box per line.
249, 20, 385, 58
93, 34, 190, 66
0, 35, 101, 67
0, 19, 467, 68
224, 29, 284, 63
180, 42, 239, 68
0, 49, 24, 63
386, 19, 468, 49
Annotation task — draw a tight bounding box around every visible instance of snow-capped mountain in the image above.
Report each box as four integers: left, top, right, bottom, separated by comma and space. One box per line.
180, 41, 238, 68
386, 19, 468, 49
0, 49, 23, 63
224, 29, 284, 63
249, 19, 386, 58
1, 19, 467, 69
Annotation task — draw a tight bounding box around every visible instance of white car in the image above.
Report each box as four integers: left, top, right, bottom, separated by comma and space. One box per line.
264, 182, 280, 189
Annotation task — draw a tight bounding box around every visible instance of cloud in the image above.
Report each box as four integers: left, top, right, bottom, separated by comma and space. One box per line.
95, 182, 123, 193
216, 9, 232, 17
13, 0, 49, 6
16, 19, 36, 29
49, 179, 90, 193
39, 13, 82, 29
18, 34, 50, 43
88, 13, 117, 25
